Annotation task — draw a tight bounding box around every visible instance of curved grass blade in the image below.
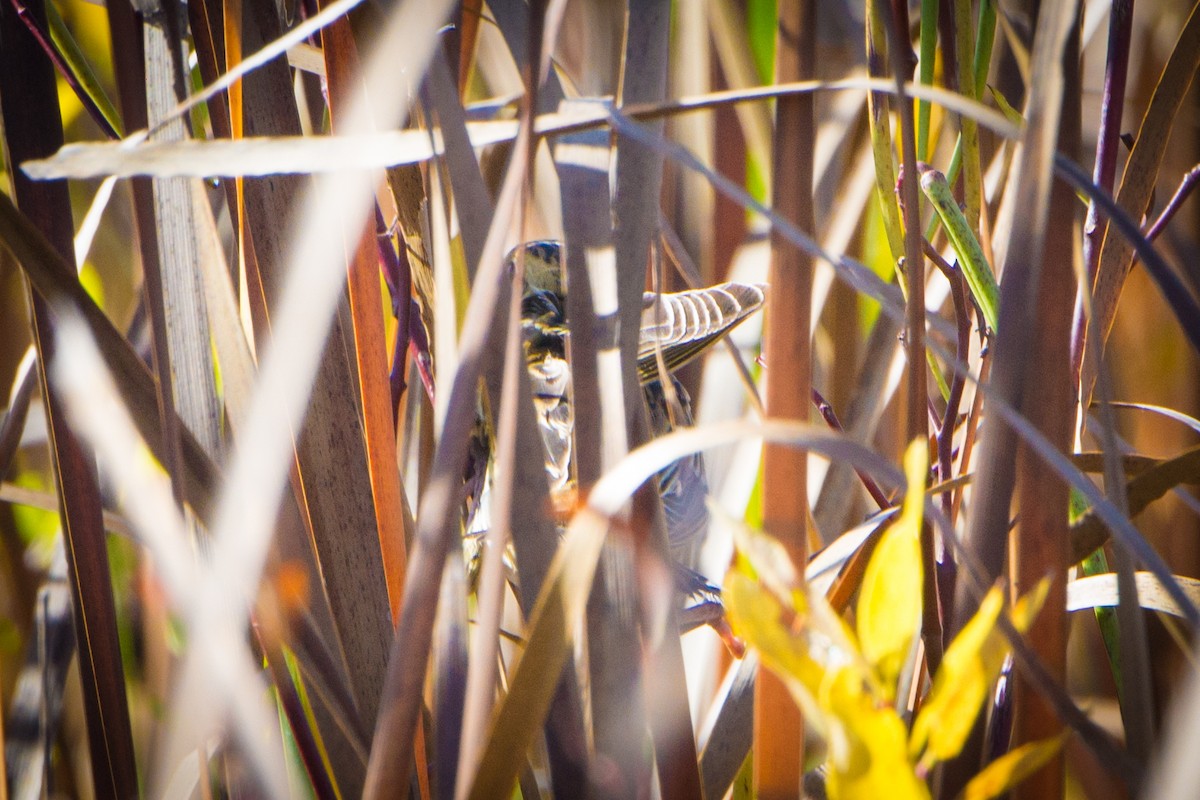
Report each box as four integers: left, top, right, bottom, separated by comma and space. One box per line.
919, 165, 999, 333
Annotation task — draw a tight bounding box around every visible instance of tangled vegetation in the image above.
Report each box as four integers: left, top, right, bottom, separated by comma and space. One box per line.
1, 1, 1199, 798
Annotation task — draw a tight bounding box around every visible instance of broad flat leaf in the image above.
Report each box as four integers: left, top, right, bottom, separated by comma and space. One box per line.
727, 527, 929, 800
910, 579, 1050, 769
729, 513, 804, 603
962, 734, 1066, 800
727, 521, 865, 684
823, 669, 929, 800
724, 570, 828, 728
857, 439, 926, 694
1067, 571, 1200, 618
724, 558, 868, 744
909, 587, 1005, 768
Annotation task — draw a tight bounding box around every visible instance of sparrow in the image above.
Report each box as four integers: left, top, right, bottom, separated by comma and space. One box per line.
509, 240, 766, 607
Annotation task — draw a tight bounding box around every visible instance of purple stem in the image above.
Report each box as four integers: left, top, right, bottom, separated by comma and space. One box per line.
375, 205, 409, 420
1071, 0, 1135, 385
8, 0, 120, 140
924, 241, 969, 667
1144, 162, 1200, 244
924, 240, 970, 523
375, 204, 403, 315
388, 318, 407, 426
810, 387, 891, 510
375, 204, 436, 417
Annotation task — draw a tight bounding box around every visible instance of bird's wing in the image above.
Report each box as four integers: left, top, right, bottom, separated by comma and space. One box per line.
637, 282, 766, 383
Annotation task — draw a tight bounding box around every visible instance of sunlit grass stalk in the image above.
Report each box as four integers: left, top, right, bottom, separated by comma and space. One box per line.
43, 0, 122, 137
915, 0, 938, 160
865, 0, 951, 403
952, 0, 982, 236
864, 0, 906, 262
923, 0, 997, 242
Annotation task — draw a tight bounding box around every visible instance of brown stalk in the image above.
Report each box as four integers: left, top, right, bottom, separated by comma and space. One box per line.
1009, 12, 1080, 798
232, 5, 393, 795
319, 0, 411, 631
614, 3, 701, 797
877, 0, 936, 673
941, 3, 1080, 795
362, 1, 552, 784
425, 29, 581, 794
556, 121, 625, 795
755, 1, 814, 796
0, 2, 138, 795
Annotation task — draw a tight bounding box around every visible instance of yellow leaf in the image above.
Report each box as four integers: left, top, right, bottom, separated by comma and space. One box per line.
857, 439, 927, 694
724, 571, 827, 726
986, 84, 1026, 127
909, 587, 1005, 766
962, 734, 1066, 800
1011, 577, 1052, 631
910, 580, 1051, 769
824, 670, 930, 800
726, 549, 934, 800
728, 514, 803, 602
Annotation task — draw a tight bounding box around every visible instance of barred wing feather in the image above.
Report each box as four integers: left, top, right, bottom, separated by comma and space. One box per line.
637, 282, 766, 383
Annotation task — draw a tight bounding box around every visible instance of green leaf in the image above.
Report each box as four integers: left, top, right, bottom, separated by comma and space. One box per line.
961, 734, 1066, 800
857, 439, 927, 695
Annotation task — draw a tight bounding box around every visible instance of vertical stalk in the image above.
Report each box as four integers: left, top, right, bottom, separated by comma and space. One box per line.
940, 3, 1080, 795
881, 0, 935, 672
0, 2, 139, 795
952, 0, 982, 235
865, 0, 906, 261
916, 0, 939, 160
1010, 14, 1081, 798
755, 1, 814, 796
1070, 0, 1134, 388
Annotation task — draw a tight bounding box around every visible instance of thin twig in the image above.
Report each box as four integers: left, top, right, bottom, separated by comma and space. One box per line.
923, 241, 970, 522
810, 387, 890, 510
1144, 162, 1200, 243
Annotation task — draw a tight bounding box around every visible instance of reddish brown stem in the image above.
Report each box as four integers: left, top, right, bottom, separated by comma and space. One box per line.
811, 387, 891, 510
